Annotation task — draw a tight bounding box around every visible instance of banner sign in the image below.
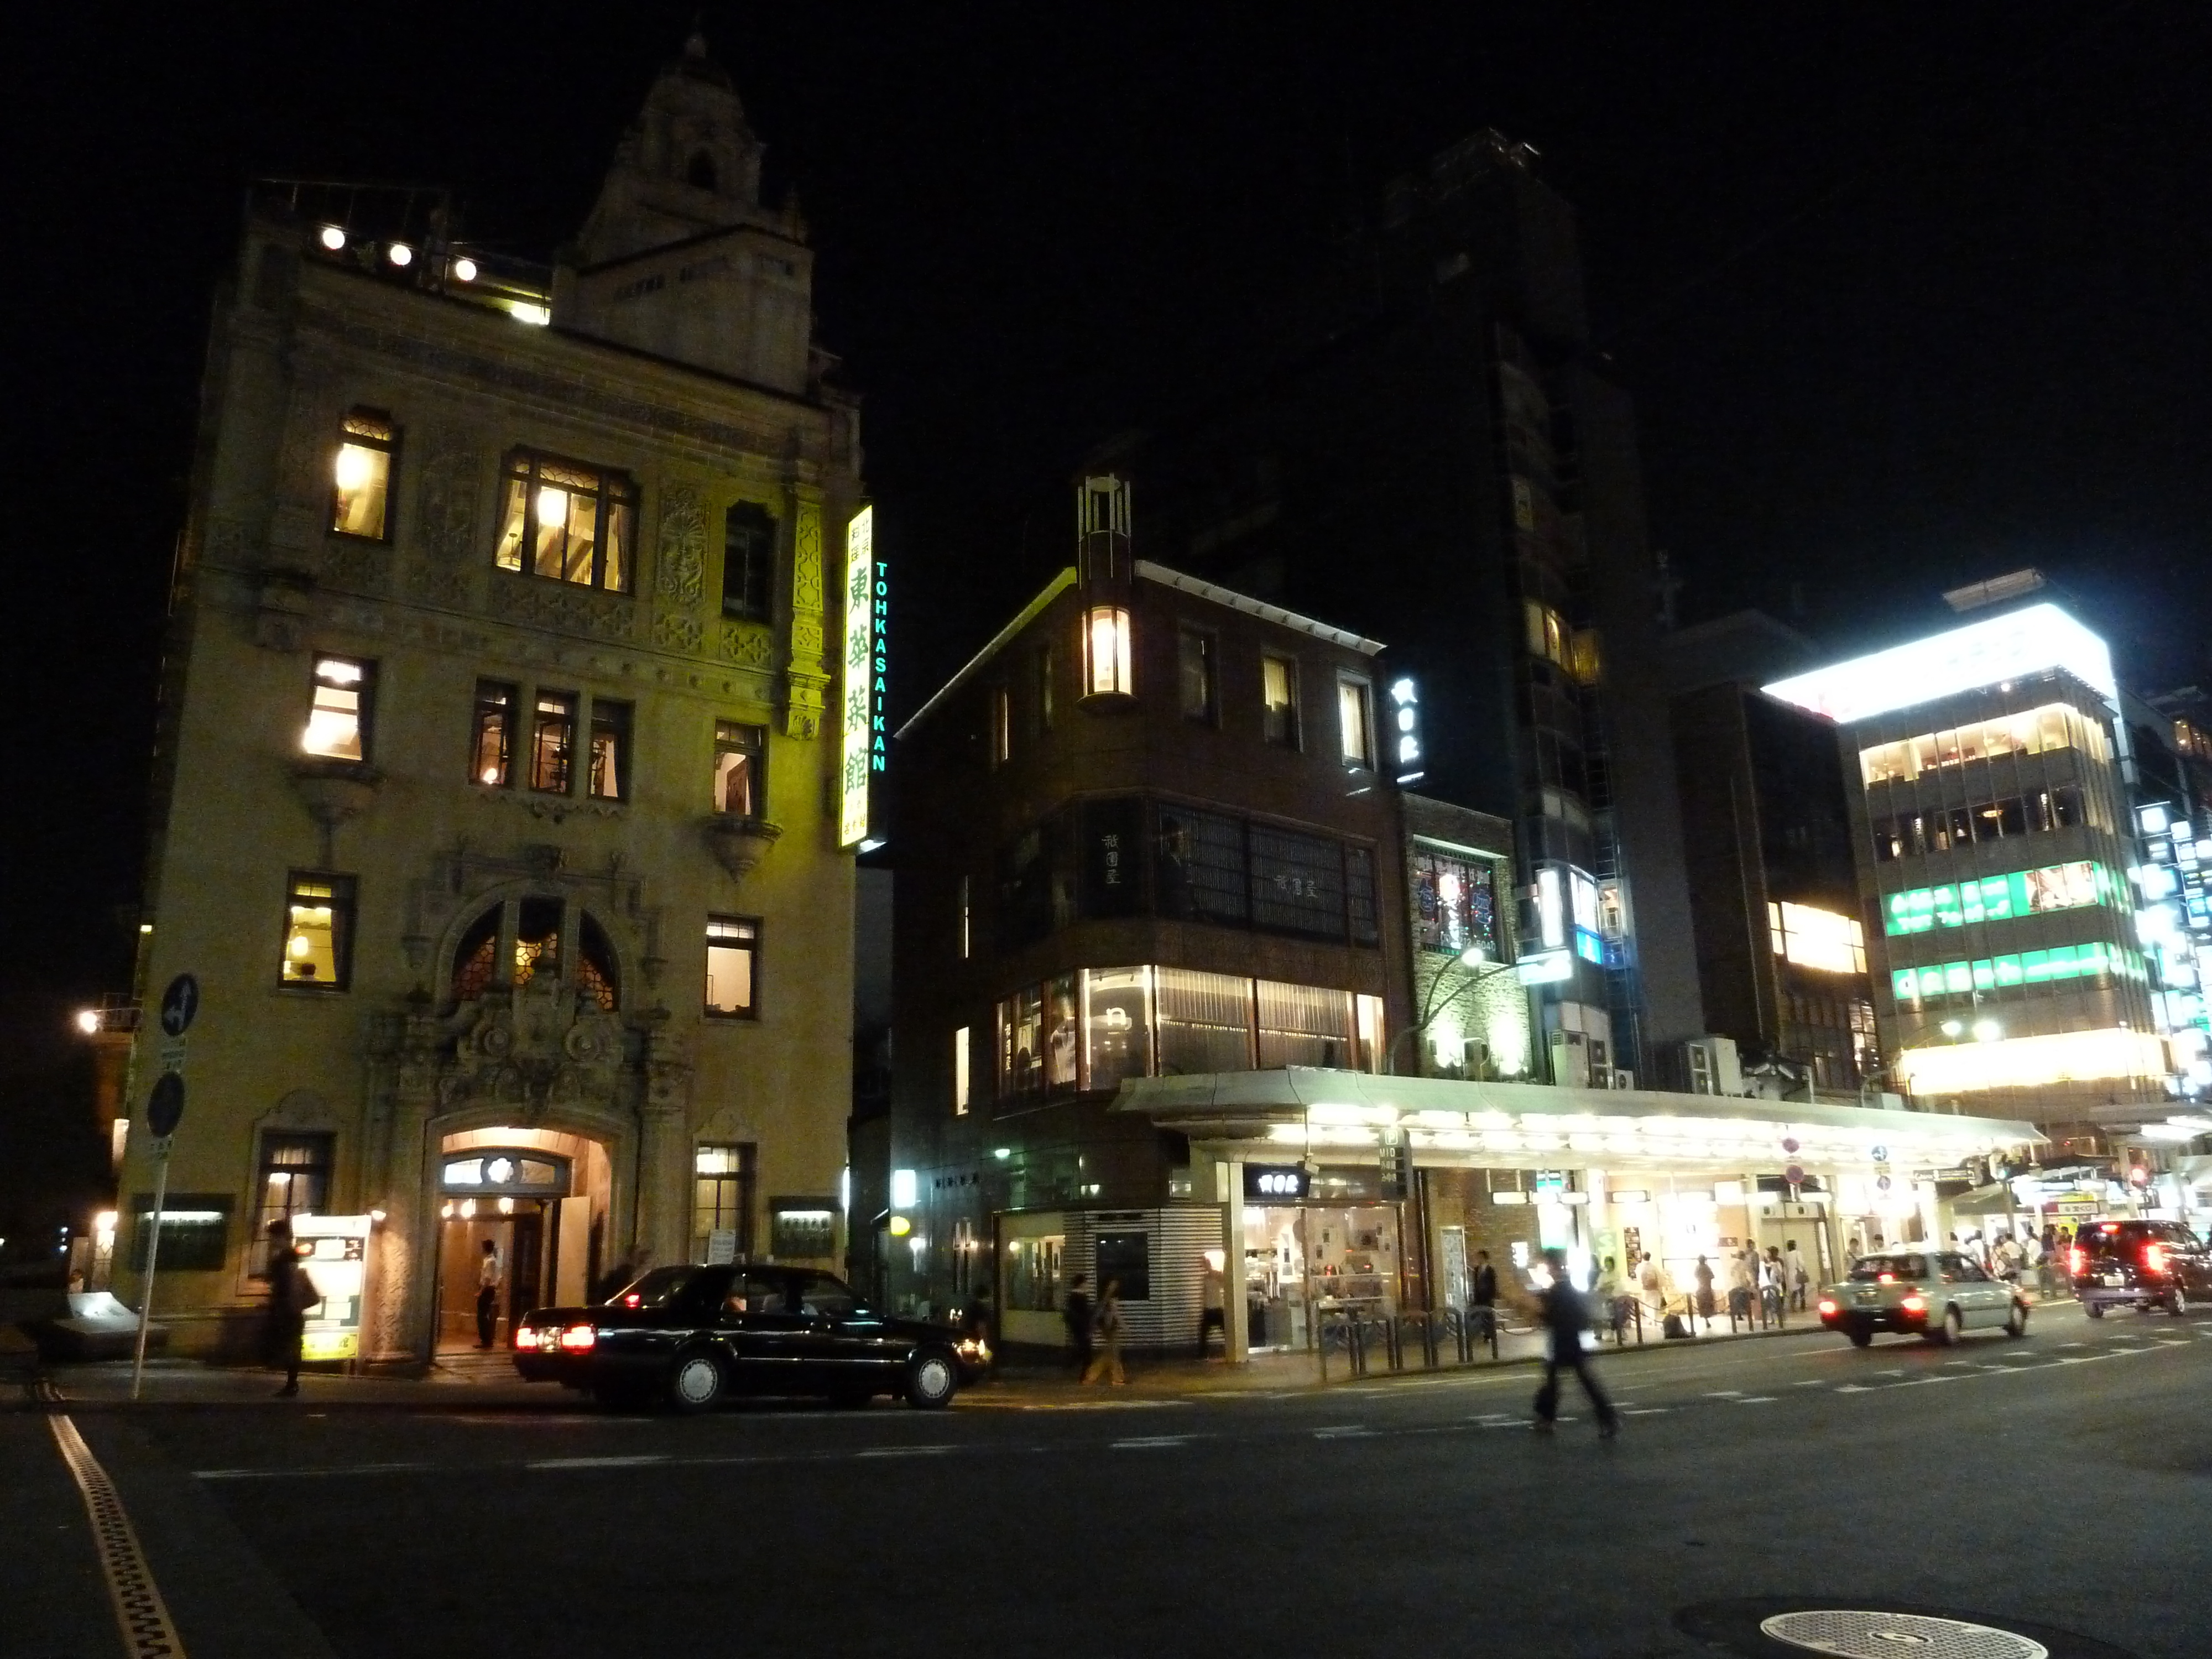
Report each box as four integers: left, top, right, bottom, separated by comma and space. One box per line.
839, 505, 876, 847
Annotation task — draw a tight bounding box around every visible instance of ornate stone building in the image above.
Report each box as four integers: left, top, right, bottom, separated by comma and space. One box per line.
114, 38, 866, 1363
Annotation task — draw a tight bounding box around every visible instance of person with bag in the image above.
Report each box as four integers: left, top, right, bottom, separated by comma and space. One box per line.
1693, 1254, 1717, 1331
1529, 1249, 1618, 1437
261, 1219, 317, 1398
1063, 1274, 1094, 1376
1785, 1240, 1811, 1312
1081, 1279, 1126, 1386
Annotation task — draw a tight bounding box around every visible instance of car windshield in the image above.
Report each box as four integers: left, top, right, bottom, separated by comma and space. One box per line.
2075, 1226, 2141, 1257
605, 1266, 707, 1308
1847, 1254, 1928, 1281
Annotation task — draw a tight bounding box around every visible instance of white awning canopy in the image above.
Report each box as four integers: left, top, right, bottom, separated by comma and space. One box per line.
1110, 1068, 2044, 1175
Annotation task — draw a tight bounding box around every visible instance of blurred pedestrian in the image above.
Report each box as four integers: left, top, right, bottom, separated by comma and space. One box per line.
1082, 1279, 1126, 1386
474, 1239, 502, 1348
1064, 1273, 1094, 1375
1197, 1253, 1227, 1359
1785, 1240, 1811, 1311
1693, 1255, 1717, 1329
260, 1220, 312, 1397
1760, 1248, 1786, 1325
1530, 1248, 1619, 1437
1596, 1255, 1629, 1342
1727, 1250, 1755, 1328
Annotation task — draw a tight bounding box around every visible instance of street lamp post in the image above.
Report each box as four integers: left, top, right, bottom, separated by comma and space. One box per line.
1388, 952, 1519, 1076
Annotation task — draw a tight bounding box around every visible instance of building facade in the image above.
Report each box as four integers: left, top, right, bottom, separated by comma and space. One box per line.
887, 477, 1416, 1347
1112, 130, 1704, 1089
1764, 589, 2169, 1136
114, 39, 866, 1363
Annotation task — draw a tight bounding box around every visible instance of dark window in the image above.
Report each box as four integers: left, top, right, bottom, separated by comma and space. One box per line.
1178, 630, 1217, 722
252, 1134, 333, 1274
452, 906, 499, 1001
1034, 645, 1055, 733
494, 451, 635, 592
303, 656, 374, 761
330, 410, 396, 540
1094, 1231, 1152, 1302
686, 150, 718, 191
2052, 785, 2084, 828
706, 916, 759, 1018
990, 687, 1011, 766
692, 1144, 757, 1262
722, 502, 775, 619
1871, 816, 1898, 863
280, 872, 356, 989
473, 681, 517, 786
1250, 823, 1349, 941
515, 898, 562, 985
714, 721, 766, 816
1940, 806, 1973, 851
531, 693, 576, 793
588, 700, 631, 801
1154, 804, 1248, 925
1347, 846, 1380, 946
128, 1192, 231, 1272
997, 817, 1070, 948
1981, 796, 2027, 839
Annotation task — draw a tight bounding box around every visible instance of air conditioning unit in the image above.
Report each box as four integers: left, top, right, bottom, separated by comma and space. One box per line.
1609, 1070, 1635, 1091
1460, 1038, 1489, 1078
1684, 1035, 1743, 1097
1548, 1028, 1591, 1089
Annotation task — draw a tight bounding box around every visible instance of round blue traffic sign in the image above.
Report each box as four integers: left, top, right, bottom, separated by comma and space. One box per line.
147, 1072, 185, 1139
158, 974, 200, 1039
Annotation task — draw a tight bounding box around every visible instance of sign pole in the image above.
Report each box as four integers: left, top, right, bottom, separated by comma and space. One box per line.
129, 1144, 169, 1402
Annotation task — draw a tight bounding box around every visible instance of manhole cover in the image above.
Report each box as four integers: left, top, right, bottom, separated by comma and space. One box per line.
1761, 1611, 2048, 1659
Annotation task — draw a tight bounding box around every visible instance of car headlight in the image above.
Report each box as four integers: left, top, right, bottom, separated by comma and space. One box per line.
956, 1337, 990, 1361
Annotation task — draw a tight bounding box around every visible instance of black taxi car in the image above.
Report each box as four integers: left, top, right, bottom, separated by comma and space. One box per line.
2069, 1219, 2212, 1318
513, 1264, 985, 1411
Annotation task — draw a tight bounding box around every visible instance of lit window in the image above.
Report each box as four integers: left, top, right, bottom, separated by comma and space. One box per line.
1338, 678, 1374, 767
302, 656, 373, 760
1525, 599, 1571, 670
1261, 654, 1300, 747
958, 874, 971, 959
530, 693, 576, 794
714, 721, 765, 817
693, 1144, 756, 1262
1178, 630, 1216, 722
587, 700, 631, 801
1858, 702, 2096, 786
723, 502, 775, 619
954, 1026, 971, 1114
253, 1133, 333, 1272
472, 681, 516, 786
990, 687, 1011, 765
706, 917, 759, 1018
330, 411, 395, 540
1767, 900, 1866, 975
280, 872, 354, 989
1084, 606, 1133, 698
494, 451, 635, 593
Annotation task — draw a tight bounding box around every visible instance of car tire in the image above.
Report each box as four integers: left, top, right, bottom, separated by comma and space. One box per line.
2084, 1301, 2104, 1318
1847, 1330, 1873, 1348
666, 1349, 729, 1415
1933, 1307, 1964, 1346
904, 1348, 959, 1410
2168, 1286, 2189, 1317
2004, 1302, 2030, 1339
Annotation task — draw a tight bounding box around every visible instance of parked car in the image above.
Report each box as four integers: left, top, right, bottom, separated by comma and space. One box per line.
2068, 1219, 2212, 1318
513, 1264, 986, 1411
1817, 1250, 2030, 1347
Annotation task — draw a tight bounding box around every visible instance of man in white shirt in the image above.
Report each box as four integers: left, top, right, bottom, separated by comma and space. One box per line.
1785, 1241, 1811, 1311
475, 1239, 502, 1349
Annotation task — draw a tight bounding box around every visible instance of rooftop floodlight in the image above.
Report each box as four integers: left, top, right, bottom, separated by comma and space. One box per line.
318, 225, 346, 251
452, 255, 478, 283
386, 241, 414, 268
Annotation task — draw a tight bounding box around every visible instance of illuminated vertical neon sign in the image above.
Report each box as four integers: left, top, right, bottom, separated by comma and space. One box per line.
870, 562, 889, 783
839, 506, 874, 847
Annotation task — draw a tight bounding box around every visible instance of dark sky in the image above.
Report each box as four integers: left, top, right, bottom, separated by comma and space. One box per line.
4, 4, 2209, 1211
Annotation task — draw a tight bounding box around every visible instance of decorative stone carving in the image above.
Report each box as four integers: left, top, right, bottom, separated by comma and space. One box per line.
655, 483, 706, 606
290, 757, 383, 826
720, 622, 774, 665
409, 445, 481, 610
654, 612, 703, 653
489, 573, 638, 641
782, 496, 828, 740
322, 539, 390, 597
254, 571, 315, 651
437, 985, 629, 1123
703, 815, 782, 879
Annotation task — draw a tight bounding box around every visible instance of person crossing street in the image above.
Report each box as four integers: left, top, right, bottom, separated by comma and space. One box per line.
1530, 1248, 1619, 1438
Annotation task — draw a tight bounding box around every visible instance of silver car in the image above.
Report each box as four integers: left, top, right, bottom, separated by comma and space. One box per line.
1817, 1249, 2031, 1348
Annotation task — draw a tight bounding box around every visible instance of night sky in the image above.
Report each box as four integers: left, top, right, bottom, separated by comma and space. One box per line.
5, 4, 2209, 1227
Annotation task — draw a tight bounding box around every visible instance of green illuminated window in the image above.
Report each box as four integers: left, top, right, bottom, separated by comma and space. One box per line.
1883, 860, 2109, 936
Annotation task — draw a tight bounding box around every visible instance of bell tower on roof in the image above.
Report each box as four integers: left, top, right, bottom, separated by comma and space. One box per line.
555, 31, 817, 393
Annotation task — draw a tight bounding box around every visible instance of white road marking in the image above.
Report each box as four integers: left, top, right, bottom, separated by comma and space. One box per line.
1734, 1396, 1778, 1404
1111, 1436, 1195, 1449
528, 1454, 668, 1470
1704, 1390, 1745, 1398
195, 1462, 435, 1480
1313, 1425, 1379, 1439
853, 1445, 955, 1458
1623, 1407, 1671, 1416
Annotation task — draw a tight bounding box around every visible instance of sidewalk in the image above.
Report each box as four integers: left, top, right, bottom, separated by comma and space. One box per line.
15, 1308, 1835, 1411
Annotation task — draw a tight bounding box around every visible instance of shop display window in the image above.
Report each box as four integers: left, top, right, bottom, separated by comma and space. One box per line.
1081, 968, 1151, 1091
1155, 967, 1254, 1074
1006, 1235, 1063, 1312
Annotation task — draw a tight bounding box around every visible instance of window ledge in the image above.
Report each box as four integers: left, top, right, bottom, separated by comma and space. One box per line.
705, 815, 783, 879
289, 758, 383, 827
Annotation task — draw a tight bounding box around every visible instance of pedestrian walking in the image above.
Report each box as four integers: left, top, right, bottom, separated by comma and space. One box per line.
1785, 1240, 1810, 1311
1726, 1250, 1755, 1328
1760, 1248, 1786, 1325
1595, 1255, 1629, 1342
1469, 1248, 1499, 1346
1082, 1279, 1126, 1386
1530, 1248, 1619, 1437
474, 1239, 503, 1348
1197, 1253, 1228, 1359
1063, 1273, 1094, 1375
1693, 1254, 1717, 1329
260, 1220, 314, 1397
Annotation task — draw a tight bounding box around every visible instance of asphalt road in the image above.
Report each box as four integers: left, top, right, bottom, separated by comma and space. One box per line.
9, 1301, 2210, 1659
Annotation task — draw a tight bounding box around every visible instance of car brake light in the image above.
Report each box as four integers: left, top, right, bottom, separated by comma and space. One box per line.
559, 1323, 597, 1351
623, 1293, 641, 1308
1876, 1272, 1895, 1284
1900, 1293, 1927, 1313
513, 1324, 536, 1349
1817, 1298, 1838, 1316
2146, 1244, 2169, 1275
2067, 1246, 2085, 1276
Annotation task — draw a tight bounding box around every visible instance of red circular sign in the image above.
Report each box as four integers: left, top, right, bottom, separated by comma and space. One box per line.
1785, 1163, 1805, 1186
1781, 1137, 1800, 1154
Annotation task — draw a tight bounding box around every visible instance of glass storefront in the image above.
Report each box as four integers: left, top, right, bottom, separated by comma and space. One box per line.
1240, 1169, 1401, 1350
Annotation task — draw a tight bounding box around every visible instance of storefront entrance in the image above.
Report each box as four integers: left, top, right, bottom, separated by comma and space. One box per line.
432, 1126, 613, 1352
1242, 1194, 1401, 1351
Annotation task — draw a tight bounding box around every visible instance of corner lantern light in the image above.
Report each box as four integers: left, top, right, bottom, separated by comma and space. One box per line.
1761, 601, 2117, 725
1085, 605, 1132, 697
386, 241, 414, 268
317, 225, 347, 252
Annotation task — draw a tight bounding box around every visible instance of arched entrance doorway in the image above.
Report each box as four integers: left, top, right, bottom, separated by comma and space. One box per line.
433, 1125, 614, 1351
